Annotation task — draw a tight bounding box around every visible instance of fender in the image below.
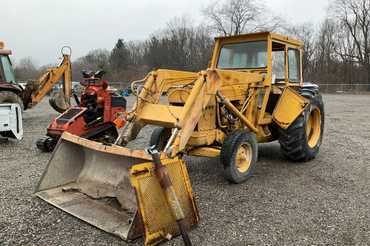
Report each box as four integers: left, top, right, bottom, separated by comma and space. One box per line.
301, 82, 320, 98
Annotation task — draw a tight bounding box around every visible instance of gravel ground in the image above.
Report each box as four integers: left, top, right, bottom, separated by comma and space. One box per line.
0, 94, 369, 246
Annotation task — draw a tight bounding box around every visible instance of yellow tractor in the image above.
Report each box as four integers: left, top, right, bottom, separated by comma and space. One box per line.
35, 32, 324, 245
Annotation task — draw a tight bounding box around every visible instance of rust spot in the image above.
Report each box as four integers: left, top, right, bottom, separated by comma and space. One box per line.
207, 70, 220, 82
131, 168, 150, 176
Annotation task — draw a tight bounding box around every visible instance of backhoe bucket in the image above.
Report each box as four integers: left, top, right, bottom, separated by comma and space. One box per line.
49, 91, 70, 113
35, 132, 198, 244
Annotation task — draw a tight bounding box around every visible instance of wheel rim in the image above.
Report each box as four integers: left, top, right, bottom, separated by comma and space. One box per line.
306, 107, 321, 148
235, 142, 252, 173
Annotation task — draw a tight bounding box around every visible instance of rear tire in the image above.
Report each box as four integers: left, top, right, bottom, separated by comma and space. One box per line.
278, 92, 324, 162
149, 127, 171, 151
220, 130, 258, 184
0, 91, 24, 111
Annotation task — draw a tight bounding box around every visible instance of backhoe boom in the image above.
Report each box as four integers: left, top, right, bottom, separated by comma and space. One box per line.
22, 51, 72, 112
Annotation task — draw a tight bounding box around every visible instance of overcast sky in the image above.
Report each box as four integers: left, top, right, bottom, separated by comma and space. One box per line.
2, 0, 329, 65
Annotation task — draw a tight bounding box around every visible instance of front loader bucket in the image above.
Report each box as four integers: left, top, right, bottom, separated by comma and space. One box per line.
35, 132, 198, 244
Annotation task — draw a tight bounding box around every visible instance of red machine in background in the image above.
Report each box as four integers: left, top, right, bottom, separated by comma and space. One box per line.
36, 71, 127, 152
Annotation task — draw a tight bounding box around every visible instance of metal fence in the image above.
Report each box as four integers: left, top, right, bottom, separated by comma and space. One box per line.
319, 83, 370, 94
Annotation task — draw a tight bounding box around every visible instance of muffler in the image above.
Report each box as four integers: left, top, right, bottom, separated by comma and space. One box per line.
35, 132, 198, 245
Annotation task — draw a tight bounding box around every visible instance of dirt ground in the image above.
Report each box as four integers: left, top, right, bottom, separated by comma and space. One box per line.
0, 94, 369, 246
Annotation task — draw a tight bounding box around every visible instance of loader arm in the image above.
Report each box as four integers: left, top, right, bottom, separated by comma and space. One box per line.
120, 69, 198, 144
121, 70, 220, 152
122, 68, 265, 157
170, 70, 222, 156
22, 53, 72, 111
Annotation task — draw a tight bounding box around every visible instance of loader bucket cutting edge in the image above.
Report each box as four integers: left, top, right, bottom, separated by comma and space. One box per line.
35, 132, 198, 244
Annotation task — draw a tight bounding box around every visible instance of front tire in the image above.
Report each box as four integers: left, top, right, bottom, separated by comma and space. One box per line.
278, 92, 324, 162
220, 130, 258, 184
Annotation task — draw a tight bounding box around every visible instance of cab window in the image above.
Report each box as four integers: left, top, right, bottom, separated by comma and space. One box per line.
217, 41, 267, 69
288, 49, 300, 82
0, 55, 16, 83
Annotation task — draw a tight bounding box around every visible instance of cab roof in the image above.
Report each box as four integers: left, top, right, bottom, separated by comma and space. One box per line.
214, 32, 303, 48
0, 41, 12, 55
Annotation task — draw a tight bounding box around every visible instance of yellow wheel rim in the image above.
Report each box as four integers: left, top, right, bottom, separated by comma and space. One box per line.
306, 107, 321, 148
235, 143, 252, 173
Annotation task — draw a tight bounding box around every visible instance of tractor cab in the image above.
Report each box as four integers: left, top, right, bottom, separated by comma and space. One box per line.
210, 32, 303, 86
0, 42, 16, 84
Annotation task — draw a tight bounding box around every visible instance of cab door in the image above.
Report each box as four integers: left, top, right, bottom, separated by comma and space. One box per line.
287, 48, 302, 84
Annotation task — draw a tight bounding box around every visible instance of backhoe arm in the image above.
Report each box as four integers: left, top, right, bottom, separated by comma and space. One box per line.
22, 53, 72, 111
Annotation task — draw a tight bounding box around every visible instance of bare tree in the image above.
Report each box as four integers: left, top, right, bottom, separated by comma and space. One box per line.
332, 0, 370, 83
13, 57, 39, 80
72, 49, 111, 81
142, 17, 213, 71
203, 0, 282, 36
81, 49, 110, 71
126, 41, 145, 66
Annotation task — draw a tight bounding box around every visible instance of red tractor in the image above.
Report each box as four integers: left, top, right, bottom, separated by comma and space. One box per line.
36, 71, 127, 152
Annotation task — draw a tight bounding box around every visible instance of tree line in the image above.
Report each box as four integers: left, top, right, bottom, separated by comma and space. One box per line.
14, 0, 370, 88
